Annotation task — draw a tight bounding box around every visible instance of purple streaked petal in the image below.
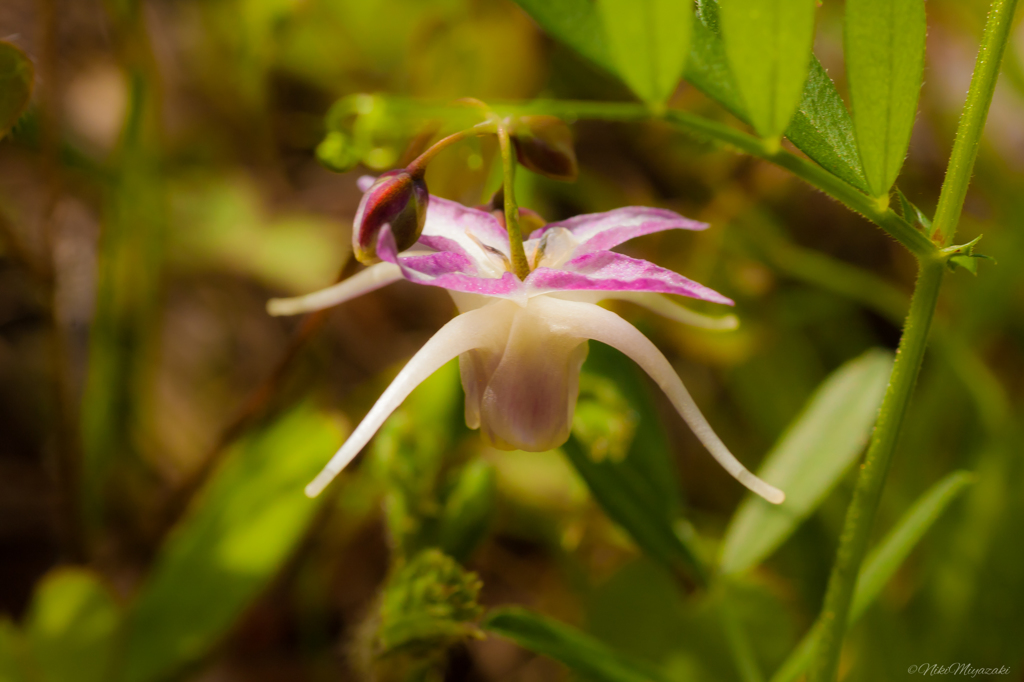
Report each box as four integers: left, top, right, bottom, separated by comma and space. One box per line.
529, 206, 707, 256
399, 251, 476, 277
421, 195, 511, 257
379, 225, 525, 297
416, 234, 473, 260
525, 251, 733, 305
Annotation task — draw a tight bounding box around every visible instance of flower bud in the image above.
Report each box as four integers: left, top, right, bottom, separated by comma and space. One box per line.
352, 169, 429, 264
511, 115, 578, 182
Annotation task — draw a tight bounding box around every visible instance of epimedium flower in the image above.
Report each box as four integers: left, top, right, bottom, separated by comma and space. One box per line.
269, 178, 785, 505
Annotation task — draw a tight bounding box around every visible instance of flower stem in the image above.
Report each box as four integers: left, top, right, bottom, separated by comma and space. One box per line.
807, 257, 944, 682
405, 121, 497, 177
497, 124, 531, 280
931, 0, 1020, 244
808, 2, 1018, 680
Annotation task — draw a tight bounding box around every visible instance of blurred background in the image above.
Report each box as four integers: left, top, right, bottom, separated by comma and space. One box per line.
0, 0, 1023, 680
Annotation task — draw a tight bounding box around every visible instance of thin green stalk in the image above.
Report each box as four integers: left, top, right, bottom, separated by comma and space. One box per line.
660, 110, 937, 258
809, 4, 1018, 679
405, 121, 497, 176
932, 0, 1020, 244
496, 125, 530, 279
807, 258, 944, 682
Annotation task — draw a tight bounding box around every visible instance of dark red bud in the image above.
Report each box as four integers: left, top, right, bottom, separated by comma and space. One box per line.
352, 169, 429, 264
511, 116, 578, 182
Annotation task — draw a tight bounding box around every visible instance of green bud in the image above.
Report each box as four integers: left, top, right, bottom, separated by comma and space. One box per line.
316, 131, 360, 173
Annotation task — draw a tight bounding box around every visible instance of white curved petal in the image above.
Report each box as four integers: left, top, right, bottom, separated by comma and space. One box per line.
305, 301, 515, 497
602, 291, 739, 331
267, 262, 403, 317
532, 296, 784, 505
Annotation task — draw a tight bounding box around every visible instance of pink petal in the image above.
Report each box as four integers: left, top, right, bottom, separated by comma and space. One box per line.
530, 206, 707, 256
421, 195, 511, 258
525, 251, 734, 304
378, 225, 524, 297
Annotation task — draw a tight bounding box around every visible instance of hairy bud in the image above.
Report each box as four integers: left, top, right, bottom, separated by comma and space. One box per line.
511, 115, 578, 182
353, 169, 429, 264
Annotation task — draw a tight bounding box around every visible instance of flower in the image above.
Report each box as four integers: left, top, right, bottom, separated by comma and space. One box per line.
269, 179, 784, 504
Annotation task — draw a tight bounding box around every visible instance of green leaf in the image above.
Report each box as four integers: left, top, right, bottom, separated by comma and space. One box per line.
597, 0, 692, 106
484, 607, 673, 682
769, 471, 973, 682
785, 60, 870, 192
122, 404, 345, 682
718, 0, 817, 140
720, 349, 893, 575
512, 0, 869, 191
24, 569, 121, 682
851, 471, 975, 618
845, 0, 926, 198
564, 343, 707, 584
511, 0, 617, 74
0, 41, 33, 139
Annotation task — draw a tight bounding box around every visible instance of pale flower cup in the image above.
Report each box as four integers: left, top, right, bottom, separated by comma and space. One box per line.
268, 180, 785, 505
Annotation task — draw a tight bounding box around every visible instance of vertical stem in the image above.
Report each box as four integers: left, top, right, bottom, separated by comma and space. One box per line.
809, 3, 1017, 678
496, 125, 531, 279
931, 0, 1020, 244
808, 259, 944, 682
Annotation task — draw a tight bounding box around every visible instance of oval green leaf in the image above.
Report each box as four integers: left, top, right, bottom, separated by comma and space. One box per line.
510, 0, 869, 190
122, 405, 345, 682
0, 41, 33, 138
845, 0, 926, 198
719, 349, 893, 575
597, 0, 693, 106
718, 0, 817, 140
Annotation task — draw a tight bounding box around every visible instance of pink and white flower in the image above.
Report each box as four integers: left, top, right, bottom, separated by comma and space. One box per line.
269, 179, 784, 504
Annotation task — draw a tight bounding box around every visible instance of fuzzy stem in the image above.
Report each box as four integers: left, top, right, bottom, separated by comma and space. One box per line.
496, 124, 531, 280
807, 258, 944, 682
931, 0, 1020, 244
808, 2, 1018, 679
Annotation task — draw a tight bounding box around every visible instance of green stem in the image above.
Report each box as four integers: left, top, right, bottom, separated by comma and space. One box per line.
660, 110, 937, 258
496, 124, 531, 279
808, 2, 1019, 678
405, 121, 497, 176
807, 258, 944, 682
931, 0, 1020, 244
